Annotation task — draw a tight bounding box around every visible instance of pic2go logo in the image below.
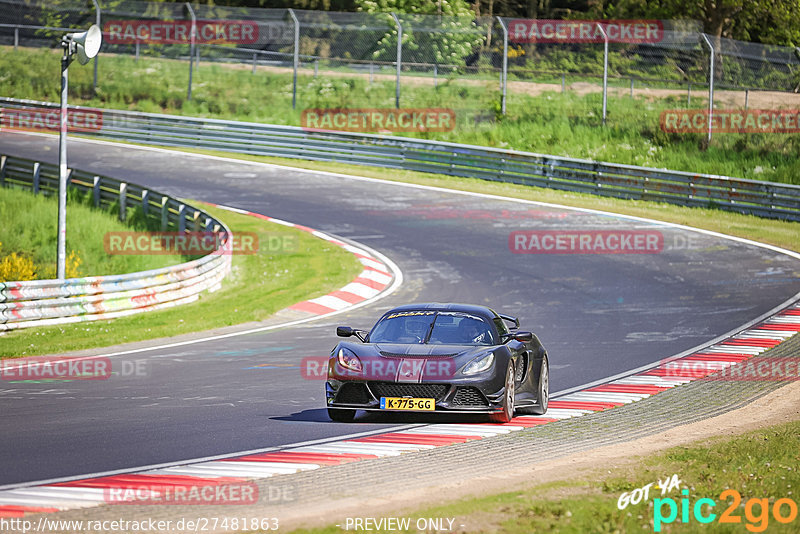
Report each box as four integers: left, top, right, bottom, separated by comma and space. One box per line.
654, 489, 798, 532
617, 474, 681, 509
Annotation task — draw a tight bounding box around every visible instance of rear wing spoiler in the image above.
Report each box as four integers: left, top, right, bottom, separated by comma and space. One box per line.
499, 314, 520, 330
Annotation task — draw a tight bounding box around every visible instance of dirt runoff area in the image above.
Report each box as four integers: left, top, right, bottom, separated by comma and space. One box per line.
252, 62, 800, 110
277, 380, 800, 531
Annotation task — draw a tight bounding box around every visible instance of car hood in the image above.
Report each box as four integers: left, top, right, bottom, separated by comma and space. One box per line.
373, 343, 489, 359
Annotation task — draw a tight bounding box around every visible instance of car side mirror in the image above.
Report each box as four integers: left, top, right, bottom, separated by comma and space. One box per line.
337, 326, 354, 337
337, 326, 367, 342
514, 331, 534, 342
503, 331, 533, 343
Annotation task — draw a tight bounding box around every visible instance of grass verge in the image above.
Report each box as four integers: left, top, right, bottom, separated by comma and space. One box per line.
0, 185, 184, 279
0, 202, 363, 358
286, 419, 800, 533
2, 46, 798, 184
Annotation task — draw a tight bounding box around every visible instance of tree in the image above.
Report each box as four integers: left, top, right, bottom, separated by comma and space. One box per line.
356, 0, 485, 65
582, 0, 800, 46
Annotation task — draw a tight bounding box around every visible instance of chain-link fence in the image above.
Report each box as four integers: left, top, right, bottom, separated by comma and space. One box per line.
1, 0, 799, 140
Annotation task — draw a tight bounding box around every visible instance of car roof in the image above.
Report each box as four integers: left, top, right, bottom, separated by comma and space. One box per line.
382, 303, 499, 321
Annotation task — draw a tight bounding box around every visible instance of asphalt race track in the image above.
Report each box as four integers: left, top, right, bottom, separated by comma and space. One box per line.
1, 132, 799, 487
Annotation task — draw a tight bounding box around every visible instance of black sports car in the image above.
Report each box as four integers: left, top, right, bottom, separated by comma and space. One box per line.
326, 303, 549, 423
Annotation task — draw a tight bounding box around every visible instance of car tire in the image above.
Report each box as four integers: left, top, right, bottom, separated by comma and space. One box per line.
528, 356, 549, 416
328, 408, 357, 422
490, 360, 515, 423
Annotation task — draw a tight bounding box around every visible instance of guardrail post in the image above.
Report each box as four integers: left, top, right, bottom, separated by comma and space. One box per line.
700, 34, 715, 144
288, 9, 299, 110
630, 78, 634, 98
596, 23, 609, 125
497, 16, 509, 116
119, 182, 127, 222
687, 82, 691, 107
32, 162, 40, 194
369, 62, 374, 84
141, 189, 149, 217
252, 52, 257, 74
178, 204, 186, 233
91, 0, 100, 94
161, 196, 169, 230
0, 155, 5, 186
391, 13, 402, 109
744, 88, 749, 110
14, 27, 18, 50
135, 41, 140, 62
92, 176, 101, 207
185, 3, 196, 102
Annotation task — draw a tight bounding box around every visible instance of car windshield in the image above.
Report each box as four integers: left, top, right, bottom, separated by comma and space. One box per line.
368, 311, 495, 345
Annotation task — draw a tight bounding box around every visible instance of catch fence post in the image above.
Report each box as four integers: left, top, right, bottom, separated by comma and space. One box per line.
391, 13, 402, 109
596, 23, 608, 125
700, 34, 715, 144
185, 3, 196, 101
288, 9, 299, 110
497, 17, 508, 116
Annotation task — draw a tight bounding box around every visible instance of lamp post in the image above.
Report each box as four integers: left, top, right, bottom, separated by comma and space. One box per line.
57, 25, 101, 280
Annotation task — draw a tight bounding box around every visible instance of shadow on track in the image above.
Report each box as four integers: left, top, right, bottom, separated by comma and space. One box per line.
272, 409, 492, 425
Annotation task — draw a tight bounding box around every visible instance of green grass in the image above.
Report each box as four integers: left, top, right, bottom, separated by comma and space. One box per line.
2, 46, 798, 185
285, 420, 800, 533
0, 185, 183, 279
0, 202, 363, 357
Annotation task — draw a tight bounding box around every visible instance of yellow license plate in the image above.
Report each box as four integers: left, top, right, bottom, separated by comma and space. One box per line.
380, 397, 435, 411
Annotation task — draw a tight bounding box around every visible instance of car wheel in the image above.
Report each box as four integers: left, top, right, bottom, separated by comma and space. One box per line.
490, 360, 515, 423
328, 408, 357, 422
529, 356, 549, 415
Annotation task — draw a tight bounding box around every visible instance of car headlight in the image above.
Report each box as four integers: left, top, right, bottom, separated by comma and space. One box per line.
462, 352, 494, 375
337, 348, 363, 373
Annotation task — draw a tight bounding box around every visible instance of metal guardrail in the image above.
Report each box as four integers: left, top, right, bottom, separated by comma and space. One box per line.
1, 97, 799, 221
0, 153, 232, 331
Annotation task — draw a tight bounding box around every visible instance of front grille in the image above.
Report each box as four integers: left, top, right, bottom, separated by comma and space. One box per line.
379, 351, 457, 358
452, 386, 489, 407
368, 382, 449, 400
334, 383, 372, 404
